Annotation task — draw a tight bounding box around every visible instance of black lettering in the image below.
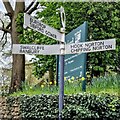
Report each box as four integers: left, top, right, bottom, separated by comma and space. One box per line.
37, 46, 44, 50
70, 44, 83, 49
95, 41, 104, 46
104, 45, 112, 49
30, 18, 33, 24
45, 30, 57, 39
93, 45, 112, 50
85, 42, 94, 48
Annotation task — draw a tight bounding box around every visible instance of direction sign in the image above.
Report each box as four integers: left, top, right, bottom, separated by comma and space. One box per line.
58, 22, 88, 80
12, 44, 61, 55
12, 39, 116, 55
65, 39, 116, 54
24, 13, 63, 42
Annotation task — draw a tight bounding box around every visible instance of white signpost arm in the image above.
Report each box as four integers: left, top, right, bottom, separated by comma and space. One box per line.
24, 13, 63, 42
12, 39, 116, 55
12, 44, 61, 55
65, 39, 116, 54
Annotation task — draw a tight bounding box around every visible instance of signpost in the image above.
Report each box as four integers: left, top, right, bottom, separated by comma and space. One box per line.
65, 39, 116, 54
58, 6, 65, 120
12, 6, 116, 120
12, 39, 116, 55
24, 13, 63, 42
12, 44, 61, 55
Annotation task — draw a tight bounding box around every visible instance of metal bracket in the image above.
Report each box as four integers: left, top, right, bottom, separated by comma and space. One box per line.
60, 6, 66, 29
60, 44, 65, 55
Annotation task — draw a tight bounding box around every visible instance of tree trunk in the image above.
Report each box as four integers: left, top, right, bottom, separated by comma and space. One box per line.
9, 2, 25, 93
49, 67, 54, 85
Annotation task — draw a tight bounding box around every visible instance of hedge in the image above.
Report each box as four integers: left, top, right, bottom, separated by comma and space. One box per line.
7, 93, 120, 119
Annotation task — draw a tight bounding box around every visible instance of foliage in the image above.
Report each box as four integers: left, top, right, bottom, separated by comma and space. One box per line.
85, 2, 120, 76
88, 74, 119, 95
32, 55, 56, 80
0, 85, 9, 96
8, 74, 120, 119
10, 74, 119, 97
15, 2, 120, 80
6, 93, 120, 119
16, 13, 24, 34
62, 105, 99, 119
19, 94, 59, 119
63, 94, 120, 119
27, 2, 120, 79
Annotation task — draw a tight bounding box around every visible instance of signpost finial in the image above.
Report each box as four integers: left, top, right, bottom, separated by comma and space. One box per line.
60, 6, 66, 30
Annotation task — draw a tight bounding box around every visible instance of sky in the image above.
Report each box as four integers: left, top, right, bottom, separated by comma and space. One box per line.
0, 0, 6, 13
0, 0, 33, 13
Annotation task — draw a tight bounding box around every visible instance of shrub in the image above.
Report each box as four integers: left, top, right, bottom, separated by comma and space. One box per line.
62, 105, 99, 119
15, 93, 120, 119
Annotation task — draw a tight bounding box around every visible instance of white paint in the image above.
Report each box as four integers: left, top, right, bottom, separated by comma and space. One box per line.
24, 13, 63, 42
12, 44, 61, 55
65, 39, 116, 54
12, 39, 116, 55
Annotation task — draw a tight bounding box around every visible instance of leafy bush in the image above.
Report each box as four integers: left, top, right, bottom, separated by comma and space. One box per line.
62, 105, 99, 119
15, 93, 120, 119
19, 95, 59, 119
64, 94, 120, 119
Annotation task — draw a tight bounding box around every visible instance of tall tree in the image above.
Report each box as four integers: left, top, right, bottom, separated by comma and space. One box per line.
32, 2, 119, 80
0, 0, 39, 93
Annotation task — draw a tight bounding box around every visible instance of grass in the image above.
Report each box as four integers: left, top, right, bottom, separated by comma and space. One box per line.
87, 74, 119, 96
10, 74, 120, 97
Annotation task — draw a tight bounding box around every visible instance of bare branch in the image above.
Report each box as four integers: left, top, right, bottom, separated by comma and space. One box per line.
2, 33, 7, 49
0, 15, 11, 32
0, 14, 11, 33
0, 32, 6, 52
6, 22, 11, 29
25, 0, 36, 12
0, 27, 11, 33
5, 13, 12, 20
0, 32, 6, 42
2, 0, 14, 15
27, 2, 39, 15
0, 18, 5, 28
